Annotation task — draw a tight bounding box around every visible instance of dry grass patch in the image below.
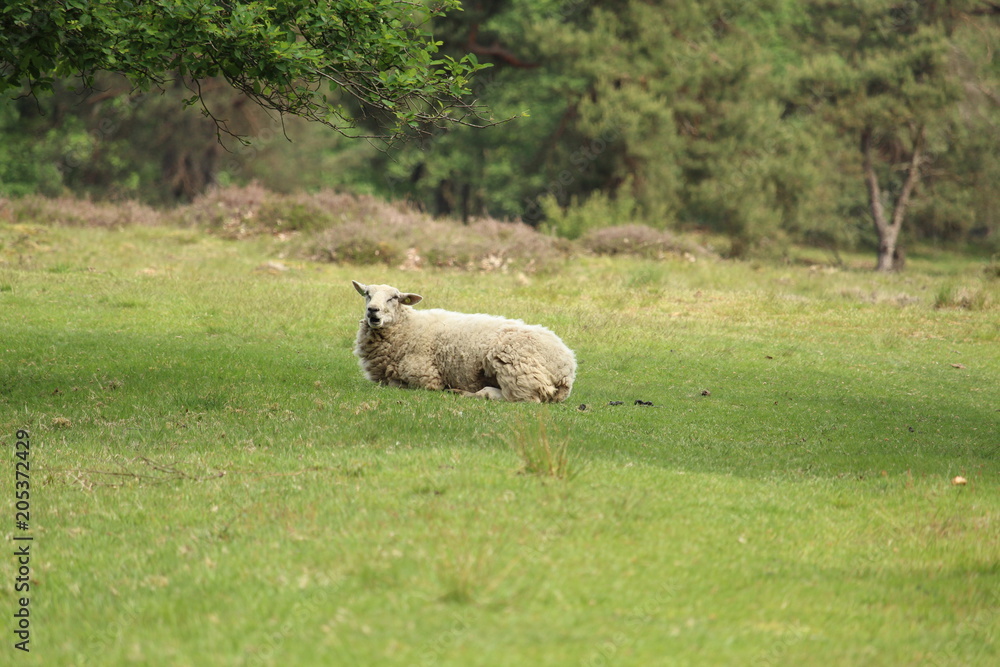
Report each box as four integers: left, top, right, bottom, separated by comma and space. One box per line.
581, 224, 713, 260
933, 284, 992, 311
1, 195, 163, 228
509, 415, 574, 479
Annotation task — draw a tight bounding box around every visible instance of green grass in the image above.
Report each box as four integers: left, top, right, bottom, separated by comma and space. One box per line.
1, 223, 998, 665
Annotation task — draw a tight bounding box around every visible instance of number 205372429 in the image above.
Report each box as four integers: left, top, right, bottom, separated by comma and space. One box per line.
15, 429, 30, 527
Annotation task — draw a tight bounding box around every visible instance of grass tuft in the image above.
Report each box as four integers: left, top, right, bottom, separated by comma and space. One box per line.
933, 283, 991, 310
509, 414, 574, 479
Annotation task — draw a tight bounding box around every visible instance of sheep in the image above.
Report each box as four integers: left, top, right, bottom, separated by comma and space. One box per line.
352, 280, 576, 403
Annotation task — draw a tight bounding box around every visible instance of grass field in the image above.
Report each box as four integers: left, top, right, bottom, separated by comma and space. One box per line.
1, 221, 998, 665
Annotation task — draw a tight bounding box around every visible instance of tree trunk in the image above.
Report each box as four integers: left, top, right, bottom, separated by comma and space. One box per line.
875, 226, 900, 272
861, 124, 925, 272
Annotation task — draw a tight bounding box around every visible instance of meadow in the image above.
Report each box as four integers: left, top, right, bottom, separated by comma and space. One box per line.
0, 220, 997, 665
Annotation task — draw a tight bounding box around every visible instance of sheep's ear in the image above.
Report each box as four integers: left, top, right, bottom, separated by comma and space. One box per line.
352, 280, 367, 296
400, 292, 422, 306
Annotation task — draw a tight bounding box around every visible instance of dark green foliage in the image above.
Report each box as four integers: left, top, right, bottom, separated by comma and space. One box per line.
0, 0, 997, 260
364, 0, 999, 258
0, 0, 490, 139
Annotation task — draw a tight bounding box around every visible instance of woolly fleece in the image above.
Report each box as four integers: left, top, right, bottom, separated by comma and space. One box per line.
352, 281, 576, 402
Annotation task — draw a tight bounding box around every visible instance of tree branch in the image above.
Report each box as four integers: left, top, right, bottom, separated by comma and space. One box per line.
466, 24, 540, 69
861, 125, 888, 233
890, 124, 926, 231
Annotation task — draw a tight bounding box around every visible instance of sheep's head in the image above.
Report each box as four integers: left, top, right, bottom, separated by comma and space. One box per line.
352, 281, 423, 329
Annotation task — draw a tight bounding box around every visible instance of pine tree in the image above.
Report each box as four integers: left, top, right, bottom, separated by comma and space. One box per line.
789, 1, 984, 270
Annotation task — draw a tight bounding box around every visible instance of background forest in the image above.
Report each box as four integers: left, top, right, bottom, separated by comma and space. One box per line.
1, 0, 998, 262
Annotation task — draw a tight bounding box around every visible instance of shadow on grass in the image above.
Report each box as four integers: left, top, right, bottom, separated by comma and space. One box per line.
3, 328, 997, 482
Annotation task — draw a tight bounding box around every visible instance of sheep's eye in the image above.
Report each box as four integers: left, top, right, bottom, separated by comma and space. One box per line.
389, 295, 398, 301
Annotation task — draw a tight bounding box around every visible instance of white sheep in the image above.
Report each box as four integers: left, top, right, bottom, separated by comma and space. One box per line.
352, 281, 577, 402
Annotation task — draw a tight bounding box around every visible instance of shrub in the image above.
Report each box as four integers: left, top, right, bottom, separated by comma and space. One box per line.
1, 195, 162, 228
174, 185, 406, 238
303, 202, 568, 273
310, 220, 403, 266
173, 182, 271, 237
541, 189, 642, 241
580, 224, 710, 259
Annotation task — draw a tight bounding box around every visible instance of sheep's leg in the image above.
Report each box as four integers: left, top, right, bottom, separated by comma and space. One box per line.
450, 386, 504, 400
462, 386, 504, 400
